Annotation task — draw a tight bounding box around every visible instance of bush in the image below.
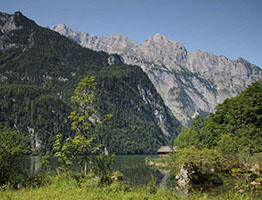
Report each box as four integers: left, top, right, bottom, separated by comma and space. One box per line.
146, 175, 157, 194
0, 128, 30, 187
173, 146, 222, 174
91, 153, 116, 185
111, 171, 124, 182
5, 172, 52, 189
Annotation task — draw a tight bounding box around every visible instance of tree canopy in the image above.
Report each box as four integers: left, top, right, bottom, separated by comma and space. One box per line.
0, 128, 30, 186
175, 81, 262, 157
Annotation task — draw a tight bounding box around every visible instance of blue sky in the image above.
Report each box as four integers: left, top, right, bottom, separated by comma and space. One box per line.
2, 0, 262, 67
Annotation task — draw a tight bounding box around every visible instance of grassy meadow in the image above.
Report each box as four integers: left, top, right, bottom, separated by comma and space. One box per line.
0, 174, 260, 200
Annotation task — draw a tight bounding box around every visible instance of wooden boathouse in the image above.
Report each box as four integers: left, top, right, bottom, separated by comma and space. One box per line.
157, 146, 177, 157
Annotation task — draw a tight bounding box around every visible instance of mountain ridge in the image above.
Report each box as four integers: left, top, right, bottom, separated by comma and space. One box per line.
51, 24, 262, 125
0, 11, 180, 154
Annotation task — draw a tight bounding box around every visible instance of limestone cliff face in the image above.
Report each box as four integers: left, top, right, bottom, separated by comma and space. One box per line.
51, 24, 262, 125
0, 11, 24, 32
0, 11, 36, 51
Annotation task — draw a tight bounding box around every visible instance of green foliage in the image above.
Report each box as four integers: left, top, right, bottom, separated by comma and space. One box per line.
54, 134, 76, 172
173, 146, 222, 173
68, 76, 102, 175
6, 172, 52, 189
175, 81, 262, 167
0, 128, 30, 186
211, 81, 262, 154
0, 85, 72, 154
1, 175, 261, 200
24, 172, 52, 188
217, 134, 237, 160
146, 175, 157, 194
39, 153, 51, 171
30, 94, 72, 154
0, 85, 47, 131
55, 76, 113, 179
174, 126, 200, 149
68, 76, 97, 134
111, 171, 124, 182
92, 153, 116, 185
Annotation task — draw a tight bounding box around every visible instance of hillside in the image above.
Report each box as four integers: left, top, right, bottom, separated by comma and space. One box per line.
0, 11, 181, 154
51, 24, 262, 125
175, 80, 262, 155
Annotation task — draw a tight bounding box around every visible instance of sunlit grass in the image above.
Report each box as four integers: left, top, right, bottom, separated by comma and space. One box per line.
0, 177, 260, 200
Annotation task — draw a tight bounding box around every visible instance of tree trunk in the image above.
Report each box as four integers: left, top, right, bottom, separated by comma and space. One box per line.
84, 160, 88, 176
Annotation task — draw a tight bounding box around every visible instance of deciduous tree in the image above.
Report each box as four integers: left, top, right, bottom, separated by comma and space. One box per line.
0, 128, 30, 186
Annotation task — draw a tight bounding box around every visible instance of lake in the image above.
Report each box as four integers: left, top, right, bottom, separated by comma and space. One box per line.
22, 155, 173, 187
21, 155, 262, 198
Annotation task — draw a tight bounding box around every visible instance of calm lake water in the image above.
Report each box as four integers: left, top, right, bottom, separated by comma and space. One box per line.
21, 155, 262, 198
22, 155, 173, 187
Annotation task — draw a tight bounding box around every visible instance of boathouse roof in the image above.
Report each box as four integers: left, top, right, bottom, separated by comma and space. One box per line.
157, 146, 177, 153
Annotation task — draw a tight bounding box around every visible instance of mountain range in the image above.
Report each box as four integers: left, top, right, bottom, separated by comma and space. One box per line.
0, 11, 180, 154
51, 24, 262, 125
1, 11, 261, 154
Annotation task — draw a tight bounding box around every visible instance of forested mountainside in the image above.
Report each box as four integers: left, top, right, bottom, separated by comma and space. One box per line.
0, 85, 72, 153
0, 11, 181, 154
175, 80, 262, 155
51, 24, 262, 125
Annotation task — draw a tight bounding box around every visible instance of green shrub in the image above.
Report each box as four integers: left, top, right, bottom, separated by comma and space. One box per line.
0, 128, 30, 187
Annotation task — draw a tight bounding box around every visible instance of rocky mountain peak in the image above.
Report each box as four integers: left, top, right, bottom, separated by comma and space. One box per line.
139, 34, 187, 65
147, 33, 166, 42
0, 11, 36, 32
236, 57, 249, 64
103, 34, 135, 48
51, 24, 262, 126
143, 33, 185, 49
51, 24, 90, 44
110, 33, 126, 39
51, 24, 70, 32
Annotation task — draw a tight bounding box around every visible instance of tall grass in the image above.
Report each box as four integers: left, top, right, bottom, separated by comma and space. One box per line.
0, 174, 260, 200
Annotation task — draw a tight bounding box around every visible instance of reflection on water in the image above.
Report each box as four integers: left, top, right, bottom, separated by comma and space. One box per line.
21, 156, 59, 175
158, 170, 171, 187
22, 156, 41, 175
20, 155, 262, 197
114, 155, 172, 186
21, 155, 173, 187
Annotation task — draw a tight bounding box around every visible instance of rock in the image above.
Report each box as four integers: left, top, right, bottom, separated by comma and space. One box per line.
239, 189, 245, 193
0, 11, 37, 51
108, 54, 125, 65
146, 160, 167, 167
250, 181, 259, 185
176, 162, 222, 186
177, 162, 200, 186
250, 164, 261, 175
253, 177, 262, 185
0, 11, 36, 33
51, 25, 262, 126
158, 170, 170, 188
